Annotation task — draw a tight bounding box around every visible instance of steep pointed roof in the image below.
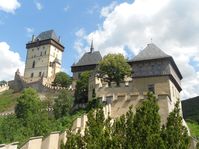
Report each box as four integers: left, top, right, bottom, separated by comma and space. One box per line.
132, 43, 170, 61
73, 51, 102, 67
36, 30, 59, 42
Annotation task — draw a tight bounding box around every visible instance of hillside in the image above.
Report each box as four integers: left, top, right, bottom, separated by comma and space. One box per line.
182, 96, 199, 122
0, 90, 20, 113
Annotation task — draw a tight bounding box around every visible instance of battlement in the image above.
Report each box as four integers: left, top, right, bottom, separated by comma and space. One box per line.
0, 83, 9, 93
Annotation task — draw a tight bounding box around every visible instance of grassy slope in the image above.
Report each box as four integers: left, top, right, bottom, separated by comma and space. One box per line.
0, 90, 21, 112
187, 121, 199, 138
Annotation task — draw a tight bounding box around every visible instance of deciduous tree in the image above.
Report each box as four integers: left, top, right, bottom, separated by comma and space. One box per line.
98, 54, 131, 86
53, 90, 74, 119
53, 72, 72, 87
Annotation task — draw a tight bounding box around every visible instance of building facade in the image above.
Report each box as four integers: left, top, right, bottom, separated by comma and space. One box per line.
71, 41, 102, 80
88, 43, 183, 124
24, 30, 64, 82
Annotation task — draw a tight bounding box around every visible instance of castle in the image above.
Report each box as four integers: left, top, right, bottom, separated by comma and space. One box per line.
7, 30, 66, 93
0, 30, 197, 149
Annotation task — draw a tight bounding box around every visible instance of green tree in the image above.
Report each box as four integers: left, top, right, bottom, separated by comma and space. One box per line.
132, 92, 164, 149
125, 106, 135, 148
161, 99, 190, 149
53, 72, 72, 87
0, 80, 7, 85
84, 107, 106, 149
98, 53, 131, 86
0, 115, 26, 144
74, 71, 90, 104
15, 88, 51, 136
15, 88, 41, 122
53, 90, 74, 119
64, 130, 85, 149
112, 115, 127, 148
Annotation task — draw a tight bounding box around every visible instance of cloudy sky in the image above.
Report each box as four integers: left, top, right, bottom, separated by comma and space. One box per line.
0, 0, 198, 99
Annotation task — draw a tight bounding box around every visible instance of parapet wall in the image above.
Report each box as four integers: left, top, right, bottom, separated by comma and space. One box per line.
0, 83, 9, 93
8, 70, 70, 93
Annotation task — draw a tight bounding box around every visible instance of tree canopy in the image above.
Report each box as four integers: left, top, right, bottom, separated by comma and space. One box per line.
53, 72, 72, 87
98, 53, 131, 86
74, 71, 90, 104
64, 93, 191, 149
53, 90, 74, 119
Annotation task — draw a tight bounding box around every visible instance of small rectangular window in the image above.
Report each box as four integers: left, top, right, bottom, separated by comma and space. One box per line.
148, 84, 155, 93
39, 72, 42, 77
31, 73, 34, 78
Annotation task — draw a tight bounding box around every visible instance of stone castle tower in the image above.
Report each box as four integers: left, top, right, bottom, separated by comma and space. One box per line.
24, 30, 64, 82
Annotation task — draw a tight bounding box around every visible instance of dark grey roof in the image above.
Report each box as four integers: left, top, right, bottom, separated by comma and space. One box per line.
73, 51, 102, 67
36, 30, 59, 42
132, 43, 170, 61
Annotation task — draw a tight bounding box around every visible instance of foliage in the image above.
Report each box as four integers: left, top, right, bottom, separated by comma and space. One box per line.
0, 89, 19, 112
98, 53, 131, 86
86, 97, 102, 112
0, 80, 7, 85
15, 88, 41, 121
186, 120, 199, 138
0, 115, 26, 144
132, 92, 163, 149
53, 90, 74, 119
0, 88, 86, 146
64, 93, 190, 149
161, 99, 190, 149
53, 72, 72, 87
182, 96, 199, 123
74, 71, 90, 104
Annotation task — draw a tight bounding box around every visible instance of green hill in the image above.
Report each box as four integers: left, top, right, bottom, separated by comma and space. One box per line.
0, 90, 20, 112
182, 96, 199, 122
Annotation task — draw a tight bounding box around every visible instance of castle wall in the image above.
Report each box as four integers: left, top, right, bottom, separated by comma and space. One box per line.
90, 75, 177, 125
20, 137, 42, 149
0, 142, 18, 149
41, 132, 60, 149
0, 84, 9, 93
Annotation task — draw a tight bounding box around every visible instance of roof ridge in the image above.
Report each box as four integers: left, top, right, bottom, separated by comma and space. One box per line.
132, 43, 170, 61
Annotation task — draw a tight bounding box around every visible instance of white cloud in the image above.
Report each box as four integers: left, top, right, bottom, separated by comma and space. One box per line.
35, 2, 43, 10
0, 0, 20, 13
74, 0, 199, 99
64, 5, 69, 12
0, 42, 24, 81
101, 1, 117, 17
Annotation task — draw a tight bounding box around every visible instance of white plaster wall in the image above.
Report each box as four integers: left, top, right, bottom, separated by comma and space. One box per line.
20, 137, 42, 149
0, 84, 9, 93
41, 132, 60, 149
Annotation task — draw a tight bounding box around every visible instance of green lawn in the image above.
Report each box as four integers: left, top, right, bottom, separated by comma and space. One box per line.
187, 121, 199, 139
0, 90, 20, 112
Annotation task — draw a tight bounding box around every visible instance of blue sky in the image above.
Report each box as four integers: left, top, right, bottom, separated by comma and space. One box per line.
0, 0, 199, 99
0, 0, 128, 74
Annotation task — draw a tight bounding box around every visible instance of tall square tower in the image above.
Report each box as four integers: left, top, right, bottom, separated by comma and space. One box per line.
24, 30, 64, 82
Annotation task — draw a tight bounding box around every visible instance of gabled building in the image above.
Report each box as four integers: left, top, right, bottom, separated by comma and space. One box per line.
71, 41, 102, 80
89, 43, 183, 124
24, 30, 64, 82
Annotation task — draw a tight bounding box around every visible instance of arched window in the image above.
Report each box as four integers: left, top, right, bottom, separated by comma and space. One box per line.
32, 61, 35, 68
